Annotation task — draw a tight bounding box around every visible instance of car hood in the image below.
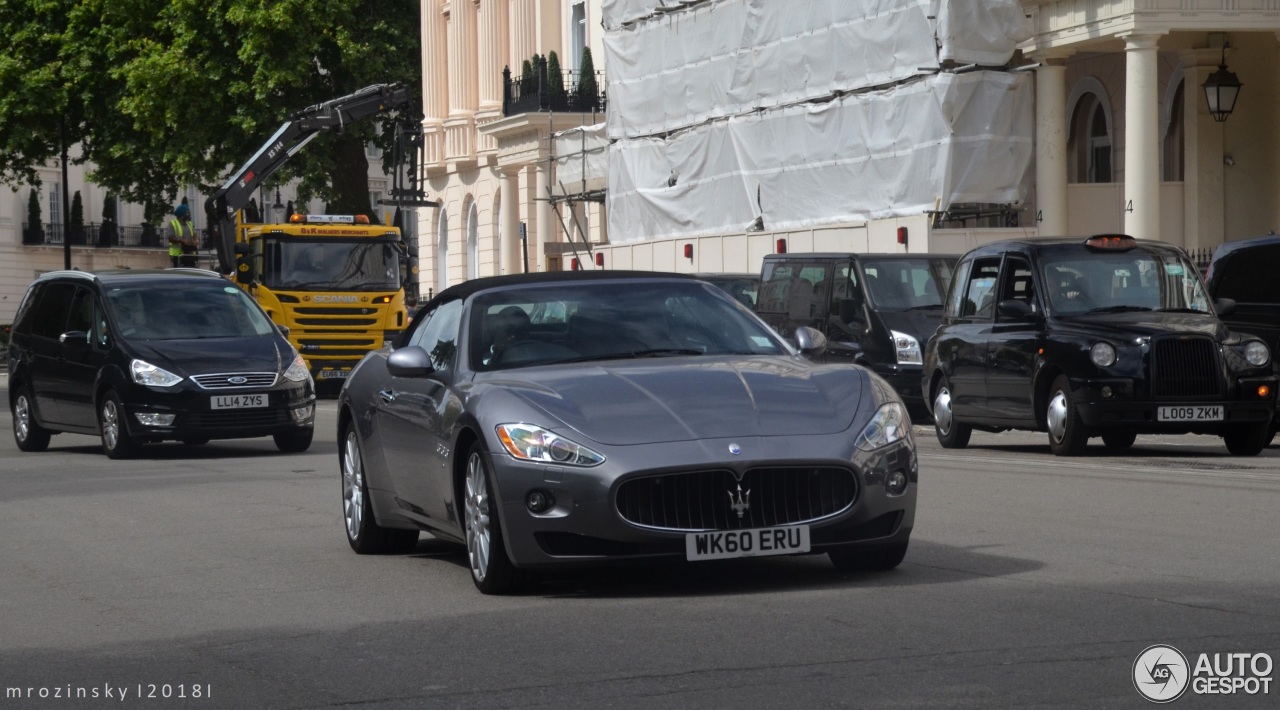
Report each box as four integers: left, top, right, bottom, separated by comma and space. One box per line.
878, 308, 945, 344
1053, 312, 1227, 340
127, 335, 289, 377
491, 356, 866, 445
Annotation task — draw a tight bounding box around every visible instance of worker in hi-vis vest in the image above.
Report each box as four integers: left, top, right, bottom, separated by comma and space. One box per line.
168, 204, 196, 268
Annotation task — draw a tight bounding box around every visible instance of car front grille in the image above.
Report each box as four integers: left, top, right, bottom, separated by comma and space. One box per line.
191, 372, 278, 390
1150, 336, 1222, 398
186, 408, 290, 428
616, 466, 858, 532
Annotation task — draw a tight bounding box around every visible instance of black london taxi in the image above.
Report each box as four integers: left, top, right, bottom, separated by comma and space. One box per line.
8, 269, 316, 458
756, 252, 957, 414
921, 235, 1276, 456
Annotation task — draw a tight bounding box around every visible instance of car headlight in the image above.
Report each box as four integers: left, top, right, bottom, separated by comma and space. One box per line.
283, 353, 311, 382
854, 402, 912, 452
1245, 340, 1270, 367
495, 423, 605, 466
1090, 342, 1117, 368
891, 330, 922, 365
130, 359, 182, 387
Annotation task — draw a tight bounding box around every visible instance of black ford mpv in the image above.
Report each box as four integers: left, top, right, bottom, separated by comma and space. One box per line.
8, 269, 316, 458
922, 236, 1276, 456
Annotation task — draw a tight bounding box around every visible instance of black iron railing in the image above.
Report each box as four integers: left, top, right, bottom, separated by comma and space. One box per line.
502, 67, 607, 116
21, 222, 167, 249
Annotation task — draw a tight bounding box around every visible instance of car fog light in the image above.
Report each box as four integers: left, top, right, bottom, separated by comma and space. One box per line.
526, 490, 555, 513
290, 404, 315, 423
135, 412, 176, 427
1101, 386, 1113, 399
886, 471, 908, 496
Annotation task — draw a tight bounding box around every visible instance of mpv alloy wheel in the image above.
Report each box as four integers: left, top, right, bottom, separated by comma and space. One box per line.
98, 390, 138, 459
12, 387, 51, 452
463, 443, 520, 594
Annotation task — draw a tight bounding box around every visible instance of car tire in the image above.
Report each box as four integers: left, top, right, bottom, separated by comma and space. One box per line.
1223, 421, 1270, 456
1100, 430, 1137, 449
274, 428, 314, 453
829, 541, 909, 572
932, 377, 971, 449
12, 385, 52, 452
1046, 375, 1087, 456
99, 390, 139, 460
464, 442, 523, 595
341, 427, 419, 554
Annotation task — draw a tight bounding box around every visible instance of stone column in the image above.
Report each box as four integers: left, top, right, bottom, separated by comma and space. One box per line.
1123, 34, 1163, 241
1034, 57, 1069, 237
479, 0, 508, 112
447, 0, 479, 116
510, 0, 536, 68
1181, 48, 1227, 251
422, 0, 448, 122
500, 167, 522, 273
534, 163, 552, 272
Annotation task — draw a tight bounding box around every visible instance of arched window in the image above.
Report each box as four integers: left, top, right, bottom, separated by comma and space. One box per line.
436, 208, 449, 290
466, 201, 479, 280
1067, 79, 1114, 184
1162, 78, 1185, 182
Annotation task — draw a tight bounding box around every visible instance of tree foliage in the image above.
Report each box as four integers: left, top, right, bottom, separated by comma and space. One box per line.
546, 51, 566, 106
576, 47, 599, 110
0, 0, 421, 217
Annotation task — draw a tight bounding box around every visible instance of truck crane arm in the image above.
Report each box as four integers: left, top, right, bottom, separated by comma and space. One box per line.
203, 83, 412, 275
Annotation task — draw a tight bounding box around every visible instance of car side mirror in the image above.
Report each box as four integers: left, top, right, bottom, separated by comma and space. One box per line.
1214, 297, 1237, 317
58, 330, 89, 348
996, 299, 1034, 320
386, 345, 435, 377
794, 326, 827, 357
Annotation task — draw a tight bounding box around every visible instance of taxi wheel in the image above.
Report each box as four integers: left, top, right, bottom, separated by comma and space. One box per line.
1046, 375, 1087, 456
99, 390, 139, 460
932, 378, 971, 449
829, 541, 909, 572
464, 442, 523, 595
1100, 430, 1137, 449
12, 385, 52, 452
1223, 422, 1270, 456
341, 427, 418, 554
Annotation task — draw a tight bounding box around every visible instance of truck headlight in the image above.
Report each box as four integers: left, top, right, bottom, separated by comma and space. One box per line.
1245, 341, 1270, 367
891, 331, 922, 365
1090, 342, 1117, 368
131, 359, 182, 387
855, 402, 912, 452
283, 353, 311, 382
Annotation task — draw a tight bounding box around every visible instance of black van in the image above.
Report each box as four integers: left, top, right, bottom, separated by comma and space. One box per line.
755, 253, 957, 412
1205, 235, 1280, 358
8, 269, 317, 458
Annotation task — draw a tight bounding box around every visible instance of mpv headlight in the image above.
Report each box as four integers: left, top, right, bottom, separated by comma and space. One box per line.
283, 353, 311, 382
131, 359, 182, 387
1244, 341, 1270, 367
855, 402, 912, 452
891, 330, 922, 365
1090, 342, 1117, 368
496, 423, 605, 466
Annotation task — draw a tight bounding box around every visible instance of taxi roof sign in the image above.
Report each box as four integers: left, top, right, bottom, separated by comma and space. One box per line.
1084, 234, 1137, 251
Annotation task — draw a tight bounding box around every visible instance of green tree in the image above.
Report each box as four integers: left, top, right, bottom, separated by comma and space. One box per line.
1, 0, 421, 218
70, 190, 84, 244
25, 189, 42, 243
546, 51, 566, 108
575, 47, 599, 111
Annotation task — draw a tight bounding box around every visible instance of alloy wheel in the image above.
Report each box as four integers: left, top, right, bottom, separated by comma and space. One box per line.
342, 431, 364, 541
465, 452, 491, 582
101, 399, 120, 450
14, 394, 31, 442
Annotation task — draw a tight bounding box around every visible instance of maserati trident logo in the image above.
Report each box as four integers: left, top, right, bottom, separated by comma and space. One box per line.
728, 484, 751, 519
728, 443, 741, 455
227, 376, 248, 385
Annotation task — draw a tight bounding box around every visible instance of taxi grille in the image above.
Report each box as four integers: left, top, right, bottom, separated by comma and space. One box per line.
616, 466, 857, 532
1151, 336, 1222, 398
191, 372, 278, 390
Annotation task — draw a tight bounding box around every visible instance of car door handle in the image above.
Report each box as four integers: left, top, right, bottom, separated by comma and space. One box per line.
378, 389, 396, 403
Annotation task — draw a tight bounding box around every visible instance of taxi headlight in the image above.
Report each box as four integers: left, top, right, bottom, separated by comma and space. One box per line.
495, 423, 605, 467
130, 359, 183, 387
1089, 342, 1117, 368
283, 353, 311, 382
855, 402, 912, 452
1245, 341, 1270, 367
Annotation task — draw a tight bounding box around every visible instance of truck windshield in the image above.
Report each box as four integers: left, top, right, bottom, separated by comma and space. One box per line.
1040, 248, 1212, 316
264, 240, 401, 291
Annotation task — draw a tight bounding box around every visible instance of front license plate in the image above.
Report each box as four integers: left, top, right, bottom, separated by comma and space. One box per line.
317, 369, 349, 380
686, 525, 811, 561
210, 394, 267, 410
1157, 405, 1224, 422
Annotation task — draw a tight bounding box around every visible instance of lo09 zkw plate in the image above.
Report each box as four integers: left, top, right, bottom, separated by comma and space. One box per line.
211, 394, 267, 409
1157, 405, 1223, 422
686, 525, 811, 561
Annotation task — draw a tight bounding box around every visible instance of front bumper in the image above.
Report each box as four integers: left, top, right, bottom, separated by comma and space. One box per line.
118, 381, 316, 442
870, 363, 925, 410
1070, 375, 1276, 432
488, 433, 918, 569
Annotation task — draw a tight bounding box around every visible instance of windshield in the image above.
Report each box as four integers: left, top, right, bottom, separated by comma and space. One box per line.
1040, 247, 1212, 316
264, 239, 401, 291
861, 259, 950, 310
105, 282, 277, 340
470, 281, 788, 371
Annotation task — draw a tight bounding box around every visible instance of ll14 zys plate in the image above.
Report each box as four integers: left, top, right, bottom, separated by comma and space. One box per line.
686, 525, 811, 561
1157, 405, 1223, 422
211, 394, 267, 409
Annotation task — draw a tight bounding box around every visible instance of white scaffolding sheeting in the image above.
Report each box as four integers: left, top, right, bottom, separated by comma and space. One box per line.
553, 124, 610, 198
606, 72, 1033, 244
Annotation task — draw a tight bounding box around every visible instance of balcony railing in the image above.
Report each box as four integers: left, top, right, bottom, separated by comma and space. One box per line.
21, 222, 168, 249
502, 67, 607, 116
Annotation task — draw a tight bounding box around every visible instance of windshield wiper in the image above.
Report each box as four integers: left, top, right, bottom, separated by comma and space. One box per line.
279, 280, 338, 289
626, 348, 705, 358
1082, 305, 1153, 314
1157, 307, 1211, 314
901, 304, 944, 311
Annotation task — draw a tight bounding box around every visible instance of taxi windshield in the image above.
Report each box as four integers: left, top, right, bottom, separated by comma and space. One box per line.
1040, 248, 1211, 316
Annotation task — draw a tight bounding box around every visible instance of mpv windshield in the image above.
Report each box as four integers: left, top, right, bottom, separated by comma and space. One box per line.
1040, 248, 1211, 316
105, 283, 277, 340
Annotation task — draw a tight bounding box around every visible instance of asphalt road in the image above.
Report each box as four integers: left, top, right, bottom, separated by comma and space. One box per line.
1, 386, 1277, 708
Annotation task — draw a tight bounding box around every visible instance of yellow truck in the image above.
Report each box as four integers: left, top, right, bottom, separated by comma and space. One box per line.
204, 84, 422, 384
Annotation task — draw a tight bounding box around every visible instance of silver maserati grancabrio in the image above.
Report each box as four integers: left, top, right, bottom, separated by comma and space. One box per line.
338, 271, 918, 594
